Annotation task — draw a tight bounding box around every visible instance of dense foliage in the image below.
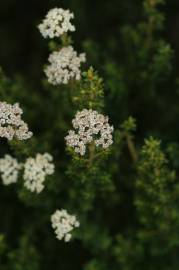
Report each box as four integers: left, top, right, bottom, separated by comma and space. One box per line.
1, 0, 179, 269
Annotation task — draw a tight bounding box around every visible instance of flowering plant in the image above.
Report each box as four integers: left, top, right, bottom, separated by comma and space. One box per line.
1, 1, 179, 270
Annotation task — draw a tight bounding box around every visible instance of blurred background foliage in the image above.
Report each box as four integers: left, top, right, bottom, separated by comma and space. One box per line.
1, 0, 179, 269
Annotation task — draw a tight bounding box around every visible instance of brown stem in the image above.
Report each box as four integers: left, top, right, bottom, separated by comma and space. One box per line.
61, 33, 68, 47
126, 134, 138, 162
148, 0, 157, 8
88, 142, 95, 167
145, 16, 155, 48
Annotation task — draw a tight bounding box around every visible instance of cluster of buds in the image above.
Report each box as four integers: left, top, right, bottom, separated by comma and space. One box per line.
0, 102, 32, 141
38, 7, 75, 38
51, 209, 80, 242
0, 155, 22, 185
23, 153, 55, 193
65, 109, 113, 156
45, 46, 86, 85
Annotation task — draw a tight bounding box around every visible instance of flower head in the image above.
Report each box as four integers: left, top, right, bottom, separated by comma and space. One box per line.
51, 209, 80, 242
0, 102, 33, 141
38, 7, 75, 38
65, 109, 113, 156
23, 153, 55, 193
0, 155, 22, 185
45, 46, 86, 85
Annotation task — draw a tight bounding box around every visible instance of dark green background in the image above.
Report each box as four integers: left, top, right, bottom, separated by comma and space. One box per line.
0, 0, 178, 80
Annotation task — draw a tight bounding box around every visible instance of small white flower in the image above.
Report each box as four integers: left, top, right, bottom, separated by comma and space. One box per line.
23, 153, 55, 193
51, 209, 80, 242
45, 46, 86, 85
65, 109, 114, 156
0, 102, 33, 141
38, 7, 75, 38
0, 155, 22, 185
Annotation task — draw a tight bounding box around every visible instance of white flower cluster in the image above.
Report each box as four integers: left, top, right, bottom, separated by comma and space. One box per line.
51, 209, 80, 242
23, 153, 55, 193
45, 46, 86, 85
38, 7, 75, 38
65, 109, 114, 156
0, 155, 22, 185
0, 102, 33, 141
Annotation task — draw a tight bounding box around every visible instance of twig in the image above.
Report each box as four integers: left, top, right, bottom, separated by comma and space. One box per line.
126, 134, 138, 162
